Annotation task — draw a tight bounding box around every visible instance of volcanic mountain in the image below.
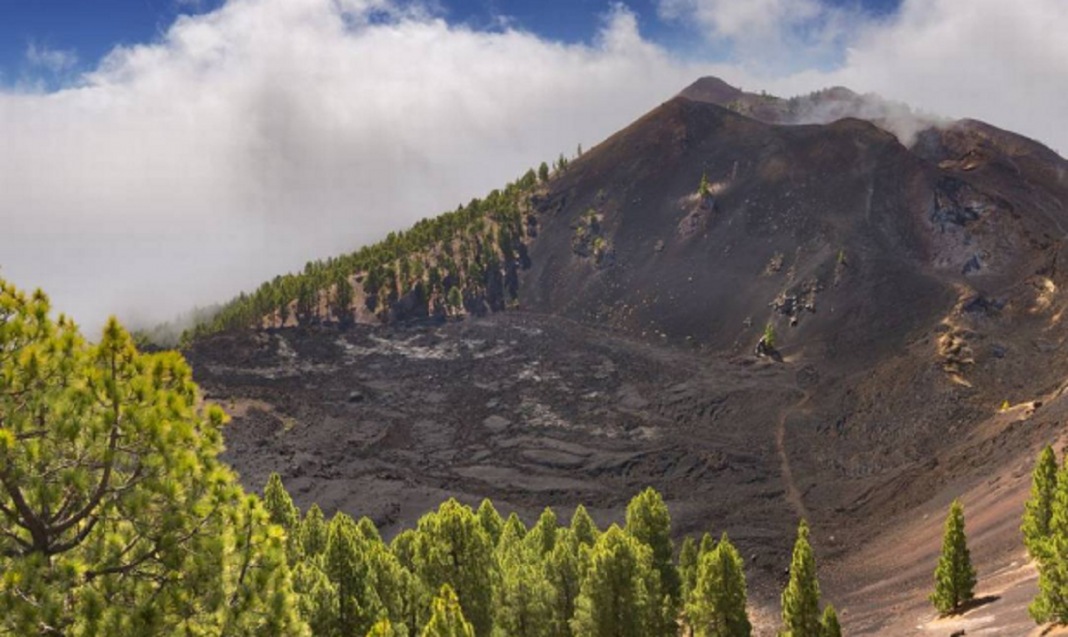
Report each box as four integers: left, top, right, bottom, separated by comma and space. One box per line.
185, 78, 1068, 635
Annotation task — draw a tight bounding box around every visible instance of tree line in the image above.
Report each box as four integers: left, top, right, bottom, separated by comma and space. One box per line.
169, 153, 587, 348
261, 475, 843, 637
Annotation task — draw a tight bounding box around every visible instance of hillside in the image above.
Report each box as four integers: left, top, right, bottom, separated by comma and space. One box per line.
183, 78, 1068, 634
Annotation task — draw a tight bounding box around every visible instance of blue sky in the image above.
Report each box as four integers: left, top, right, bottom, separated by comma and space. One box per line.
0, 0, 902, 83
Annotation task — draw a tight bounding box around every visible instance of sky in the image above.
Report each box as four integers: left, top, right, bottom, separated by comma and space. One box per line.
1, 0, 1066, 335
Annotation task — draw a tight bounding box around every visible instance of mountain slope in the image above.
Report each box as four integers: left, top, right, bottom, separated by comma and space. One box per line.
187, 78, 1068, 634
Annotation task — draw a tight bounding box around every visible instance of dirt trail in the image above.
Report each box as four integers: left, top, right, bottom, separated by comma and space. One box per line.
776, 390, 812, 524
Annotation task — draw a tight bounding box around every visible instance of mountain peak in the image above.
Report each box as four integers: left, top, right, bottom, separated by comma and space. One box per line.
678, 76, 744, 105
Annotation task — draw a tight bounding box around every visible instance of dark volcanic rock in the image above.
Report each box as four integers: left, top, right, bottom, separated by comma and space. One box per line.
191, 77, 1068, 634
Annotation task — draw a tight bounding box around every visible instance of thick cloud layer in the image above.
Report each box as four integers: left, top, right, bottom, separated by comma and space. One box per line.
0, 0, 709, 333
1, 0, 1066, 334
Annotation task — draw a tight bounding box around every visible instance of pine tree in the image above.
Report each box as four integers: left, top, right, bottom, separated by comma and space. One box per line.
699, 532, 716, 558
399, 567, 431, 635
781, 520, 822, 637
571, 525, 664, 637
625, 487, 681, 603
504, 512, 529, 540
293, 560, 339, 636
0, 281, 306, 636
763, 322, 777, 349
265, 472, 302, 559
368, 619, 401, 636
412, 499, 496, 637
1030, 461, 1068, 624
265, 473, 301, 530
496, 524, 553, 637
325, 514, 373, 635
546, 531, 583, 637
336, 274, 355, 324
1024, 445, 1059, 562
699, 172, 711, 198
521, 169, 538, 189
446, 286, 464, 315
392, 529, 419, 570
679, 536, 699, 605
686, 534, 751, 637
476, 499, 504, 546
359, 516, 385, 544
302, 504, 330, 557
570, 504, 599, 547
538, 162, 551, 183
820, 605, 841, 637
527, 507, 559, 556
422, 585, 476, 637
930, 500, 977, 616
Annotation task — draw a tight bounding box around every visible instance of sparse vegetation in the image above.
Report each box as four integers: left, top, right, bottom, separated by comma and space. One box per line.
699, 172, 711, 198
173, 168, 547, 345
156, 145, 600, 348
571, 208, 611, 265
763, 322, 777, 349
554, 153, 569, 174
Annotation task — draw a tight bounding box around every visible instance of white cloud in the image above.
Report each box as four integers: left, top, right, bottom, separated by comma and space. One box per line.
656, 0, 860, 69
823, 0, 1068, 155
666, 0, 1068, 157
0, 0, 711, 334
25, 42, 78, 73
1, 0, 1066, 335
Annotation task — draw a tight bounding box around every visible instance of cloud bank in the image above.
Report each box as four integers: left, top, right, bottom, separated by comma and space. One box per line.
1, 0, 1066, 334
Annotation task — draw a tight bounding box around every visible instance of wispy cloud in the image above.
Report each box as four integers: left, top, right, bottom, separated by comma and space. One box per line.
656, 0, 862, 70
25, 41, 78, 73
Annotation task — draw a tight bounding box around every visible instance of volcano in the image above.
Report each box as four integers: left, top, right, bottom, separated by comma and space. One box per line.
186, 78, 1068, 635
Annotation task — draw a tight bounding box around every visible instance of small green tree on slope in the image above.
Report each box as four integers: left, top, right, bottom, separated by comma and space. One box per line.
820, 605, 841, 637
781, 520, 822, 637
686, 534, 752, 637
1030, 453, 1068, 624
930, 500, 977, 615
1023, 445, 1059, 563
538, 162, 551, 183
